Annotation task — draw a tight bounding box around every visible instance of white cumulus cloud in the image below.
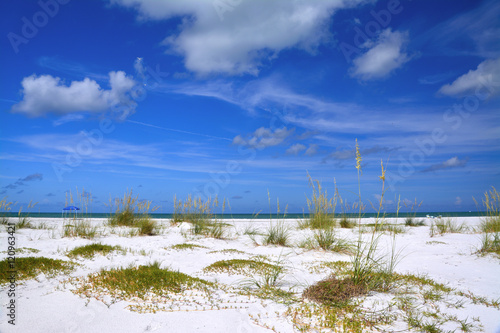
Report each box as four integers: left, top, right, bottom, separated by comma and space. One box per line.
232, 127, 294, 149
110, 0, 366, 76
11, 71, 137, 117
286, 143, 306, 155
438, 57, 500, 97
350, 29, 410, 80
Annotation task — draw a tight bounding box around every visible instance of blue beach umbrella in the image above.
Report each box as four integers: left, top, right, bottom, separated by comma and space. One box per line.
63, 206, 80, 211
62, 206, 80, 218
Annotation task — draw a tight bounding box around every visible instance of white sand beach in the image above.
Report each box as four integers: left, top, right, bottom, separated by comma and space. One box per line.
1, 216, 499, 333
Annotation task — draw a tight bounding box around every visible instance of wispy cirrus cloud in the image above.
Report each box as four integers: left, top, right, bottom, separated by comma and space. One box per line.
37, 56, 109, 81
1, 173, 43, 192
6, 133, 226, 174
322, 145, 401, 163
418, 0, 500, 59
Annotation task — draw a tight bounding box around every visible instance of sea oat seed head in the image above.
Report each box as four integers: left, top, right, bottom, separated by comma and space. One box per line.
355, 139, 362, 173
379, 159, 386, 181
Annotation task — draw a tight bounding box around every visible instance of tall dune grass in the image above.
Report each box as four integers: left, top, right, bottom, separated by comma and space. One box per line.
262, 192, 291, 246
476, 186, 500, 233
305, 173, 338, 229
107, 190, 159, 236
350, 141, 401, 288
172, 194, 218, 225
475, 187, 500, 256
173, 195, 228, 239
0, 197, 14, 225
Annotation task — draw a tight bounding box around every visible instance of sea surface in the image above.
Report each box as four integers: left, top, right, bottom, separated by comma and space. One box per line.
2, 211, 484, 219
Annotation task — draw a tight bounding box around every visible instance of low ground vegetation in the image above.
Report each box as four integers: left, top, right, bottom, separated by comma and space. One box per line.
0, 257, 74, 284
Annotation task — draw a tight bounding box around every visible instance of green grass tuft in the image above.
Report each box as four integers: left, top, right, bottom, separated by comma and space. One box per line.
305, 174, 338, 229
107, 190, 158, 235
63, 220, 98, 239
0, 257, 74, 283
169, 243, 207, 251
137, 218, 158, 236
203, 259, 278, 276
479, 218, 500, 233
74, 262, 211, 299
262, 222, 291, 246
339, 216, 356, 228
430, 218, 468, 236
477, 232, 500, 256
68, 243, 123, 259
313, 228, 353, 253
405, 217, 425, 227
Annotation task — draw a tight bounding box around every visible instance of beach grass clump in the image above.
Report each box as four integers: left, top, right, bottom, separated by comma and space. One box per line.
0, 257, 74, 284
305, 174, 337, 229
73, 262, 212, 300
11, 201, 38, 229
402, 198, 423, 227
262, 222, 291, 246
296, 218, 310, 230
107, 190, 159, 236
473, 187, 500, 257
206, 222, 227, 239
297, 236, 317, 250
240, 256, 288, 291
476, 187, 500, 233
339, 216, 356, 228
313, 228, 353, 253
303, 276, 367, 307
137, 218, 158, 236
430, 217, 468, 236
480, 218, 500, 233
203, 259, 278, 276
477, 232, 500, 256
68, 243, 124, 259
405, 217, 425, 227
172, 194, 219, 225
261, 194, 292, 246
16, 216, 33, 229
188, 220, 228, 239
0, 197, 14, 225
64, 220, 99, 239
173, 195, 229, 239
242, 223, 261, 236
475, 186, 500, 228
63, 220, 99, 239
371, 223, 407, 234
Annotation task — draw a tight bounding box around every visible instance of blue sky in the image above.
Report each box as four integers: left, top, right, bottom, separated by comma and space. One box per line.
1, 0, 499, 213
